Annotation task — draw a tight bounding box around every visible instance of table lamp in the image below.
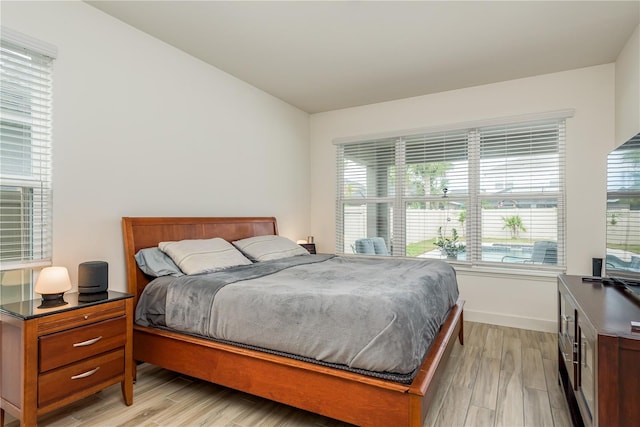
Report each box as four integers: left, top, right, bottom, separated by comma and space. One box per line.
35, 266, 71, 307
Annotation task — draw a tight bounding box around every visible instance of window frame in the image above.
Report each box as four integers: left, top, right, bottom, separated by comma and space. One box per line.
335, 111, 571, 273
1, 29, 56, 302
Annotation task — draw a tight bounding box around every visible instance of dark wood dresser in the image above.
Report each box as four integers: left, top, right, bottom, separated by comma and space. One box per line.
558, 274, 640, 427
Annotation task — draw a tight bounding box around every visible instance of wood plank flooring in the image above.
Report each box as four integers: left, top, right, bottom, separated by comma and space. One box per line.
4, 321, 571, 426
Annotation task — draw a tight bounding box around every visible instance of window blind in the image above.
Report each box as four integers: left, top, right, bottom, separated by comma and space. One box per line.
337, 138, 396, 255
1, 36, 55, 270
403, 130, 469, 258
336, 116, 567, 271
475, 119, 565, 267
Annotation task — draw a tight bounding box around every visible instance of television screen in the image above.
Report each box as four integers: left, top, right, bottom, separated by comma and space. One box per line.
606, 132, 640, 279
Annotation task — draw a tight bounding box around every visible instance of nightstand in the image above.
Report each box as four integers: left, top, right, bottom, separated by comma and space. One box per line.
299, 243, 316, 254
0, 291, 133, 426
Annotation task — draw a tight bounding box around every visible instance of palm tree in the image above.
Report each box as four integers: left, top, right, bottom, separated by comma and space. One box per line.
406, 162, 451, 208
502, 215, 526, 239
458, 210, 466, 236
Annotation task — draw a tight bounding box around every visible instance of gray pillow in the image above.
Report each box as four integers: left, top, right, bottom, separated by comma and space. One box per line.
159, 238, 252, 275
232, 235, 309, 262
135, 247, 184, 277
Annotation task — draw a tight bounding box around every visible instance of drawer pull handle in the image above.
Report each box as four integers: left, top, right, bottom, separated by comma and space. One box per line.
73, 336, 102, 347
71, 367, 100, 380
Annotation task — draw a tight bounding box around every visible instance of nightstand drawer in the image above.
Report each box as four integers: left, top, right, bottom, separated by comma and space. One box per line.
38, 348, 124, 408
37, 300, 126, 335
39, 316, 126, 372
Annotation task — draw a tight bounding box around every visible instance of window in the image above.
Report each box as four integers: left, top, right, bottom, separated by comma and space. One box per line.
336, 114, 568, 271
606, 132, 640, 276
1, 29, 56, 301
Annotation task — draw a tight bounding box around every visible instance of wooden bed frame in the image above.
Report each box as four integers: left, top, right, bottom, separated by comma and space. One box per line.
122, 216, 464, 427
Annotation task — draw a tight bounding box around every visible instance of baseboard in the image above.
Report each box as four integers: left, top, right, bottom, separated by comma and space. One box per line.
464, 309, 557, 333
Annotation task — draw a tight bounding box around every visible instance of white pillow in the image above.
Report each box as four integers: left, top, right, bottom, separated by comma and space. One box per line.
232, 235, 309, 262
159, 238, 252, 275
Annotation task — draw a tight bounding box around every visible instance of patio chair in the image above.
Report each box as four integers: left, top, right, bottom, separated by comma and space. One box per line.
502, 241, 557, 264
606, 254, 640, 271
353, 237, 390, 255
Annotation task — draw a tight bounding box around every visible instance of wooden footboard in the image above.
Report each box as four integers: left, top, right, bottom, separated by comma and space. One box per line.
133, 300, 463, 427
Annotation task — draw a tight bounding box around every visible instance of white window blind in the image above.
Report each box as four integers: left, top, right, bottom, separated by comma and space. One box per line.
475, 120, 565, 267
337, 138, 396, 255
403, 130, 469, 258
1, 34, 55, 270
336, 116, 567, 271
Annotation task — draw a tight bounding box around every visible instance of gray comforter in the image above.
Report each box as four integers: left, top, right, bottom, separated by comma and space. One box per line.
135, 254, 459, 375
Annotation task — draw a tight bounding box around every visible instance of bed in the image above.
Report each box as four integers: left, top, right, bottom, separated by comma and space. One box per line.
122, 216, 464, 427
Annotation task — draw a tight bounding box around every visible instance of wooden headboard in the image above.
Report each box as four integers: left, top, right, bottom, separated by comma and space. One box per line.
122, 217, 278, 305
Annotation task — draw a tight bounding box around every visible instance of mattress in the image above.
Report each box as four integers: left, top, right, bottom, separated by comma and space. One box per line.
135, 254, 459, 381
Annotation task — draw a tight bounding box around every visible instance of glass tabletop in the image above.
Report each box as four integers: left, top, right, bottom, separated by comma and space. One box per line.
0, 290, 132, 320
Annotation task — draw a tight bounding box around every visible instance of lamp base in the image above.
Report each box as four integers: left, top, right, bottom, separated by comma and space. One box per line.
38, 293, 68, 308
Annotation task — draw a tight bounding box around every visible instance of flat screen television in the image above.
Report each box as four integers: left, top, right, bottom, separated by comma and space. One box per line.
606, 132, 640, 293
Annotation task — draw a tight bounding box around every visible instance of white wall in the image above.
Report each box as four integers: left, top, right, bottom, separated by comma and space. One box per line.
310, 65, 615, 332
615, 24, 640, 146
2, 1, 310, 292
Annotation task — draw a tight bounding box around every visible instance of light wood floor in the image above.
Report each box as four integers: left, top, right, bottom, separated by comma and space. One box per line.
4, 321, 571, 426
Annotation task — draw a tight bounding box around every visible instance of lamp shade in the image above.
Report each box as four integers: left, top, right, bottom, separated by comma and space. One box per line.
35, 266, 71, 296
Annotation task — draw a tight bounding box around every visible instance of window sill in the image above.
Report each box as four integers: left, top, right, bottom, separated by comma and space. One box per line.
339, 253, 564, 281
452, 262, 564, 281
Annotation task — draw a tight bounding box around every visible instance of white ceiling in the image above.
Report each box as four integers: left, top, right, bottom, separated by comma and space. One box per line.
86, 1, 639, 113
